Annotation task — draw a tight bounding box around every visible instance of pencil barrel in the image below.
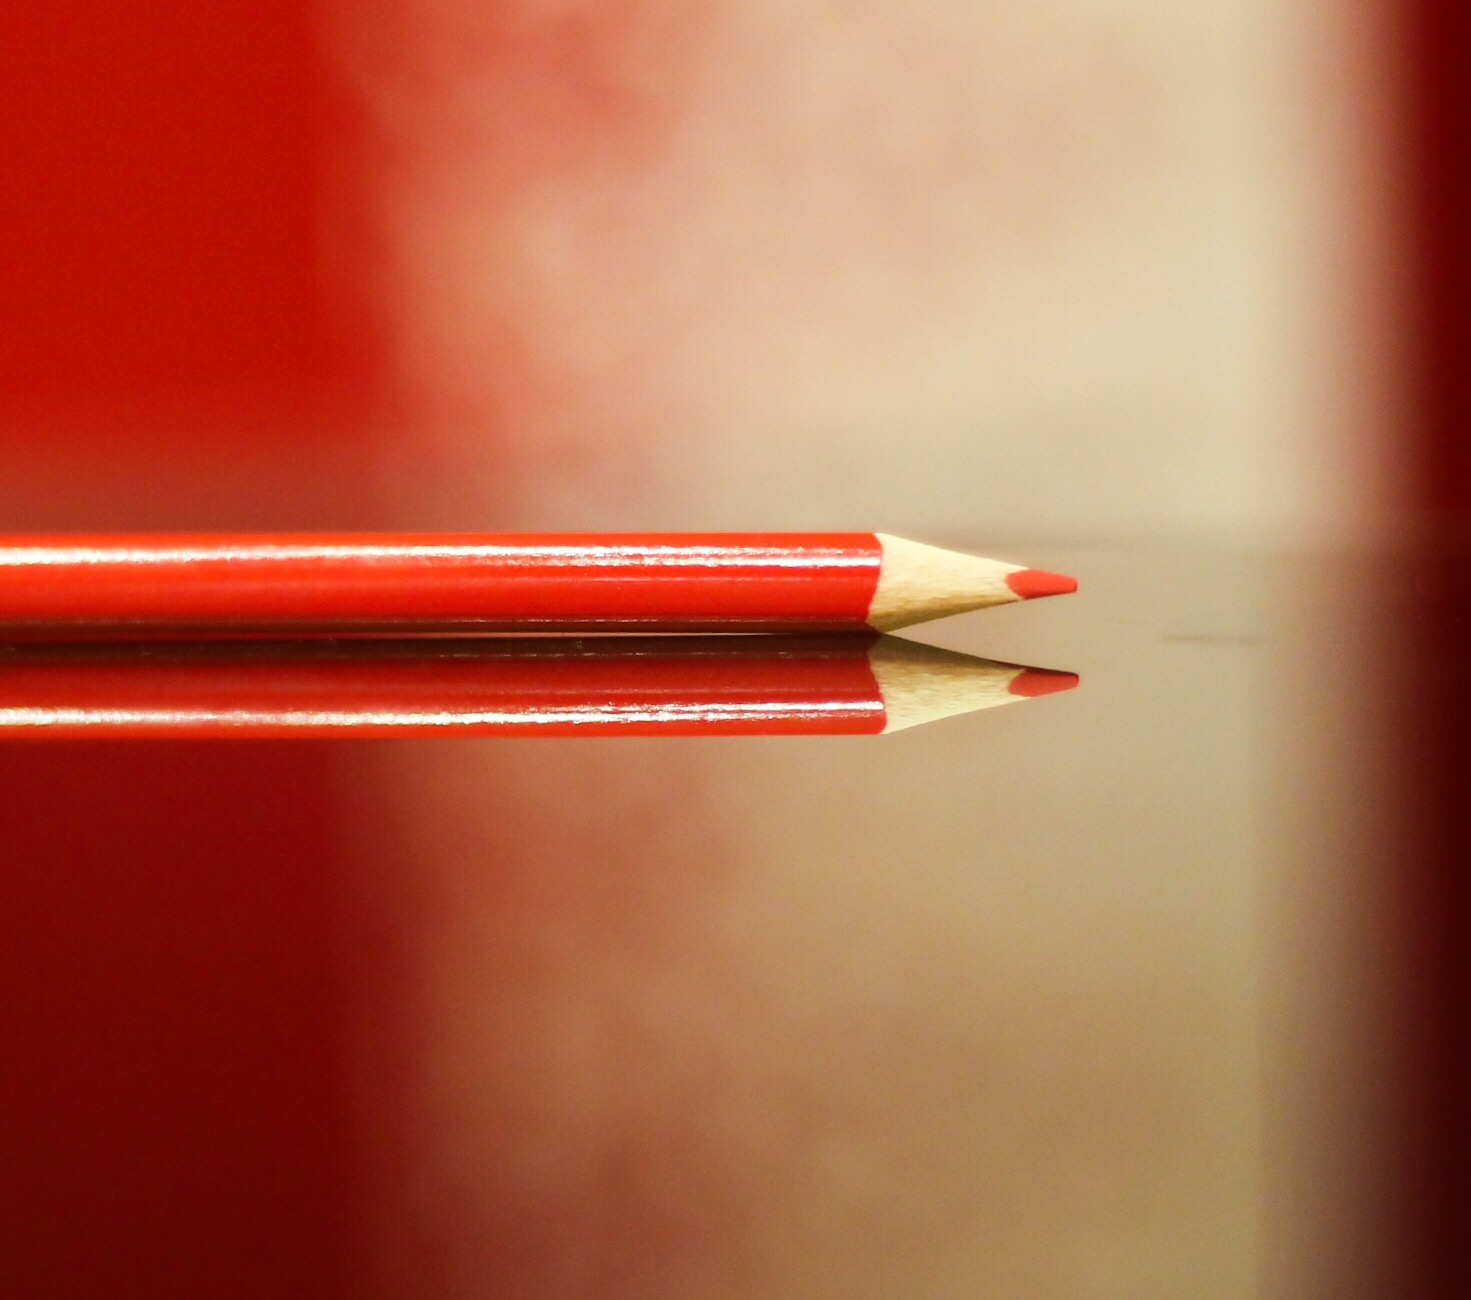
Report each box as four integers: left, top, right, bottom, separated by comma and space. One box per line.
0, 534, 884, 636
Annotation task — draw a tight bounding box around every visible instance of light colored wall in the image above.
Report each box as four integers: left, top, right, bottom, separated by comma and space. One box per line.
347, 0, 1404, 543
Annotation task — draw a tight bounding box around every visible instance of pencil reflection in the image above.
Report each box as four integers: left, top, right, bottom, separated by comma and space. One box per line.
0, 636, 1076, 739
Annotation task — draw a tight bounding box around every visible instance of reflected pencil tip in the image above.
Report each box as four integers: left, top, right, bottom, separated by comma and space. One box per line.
1005, 569, 1078, 599
869, 637, 1079, 732
1008, 668, 1080, 698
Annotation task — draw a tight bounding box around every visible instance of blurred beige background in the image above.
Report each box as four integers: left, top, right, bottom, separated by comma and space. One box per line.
343, 0, 1404, 543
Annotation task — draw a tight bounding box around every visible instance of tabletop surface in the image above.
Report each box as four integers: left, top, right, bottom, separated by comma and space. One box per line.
0, 538, 1439, 1297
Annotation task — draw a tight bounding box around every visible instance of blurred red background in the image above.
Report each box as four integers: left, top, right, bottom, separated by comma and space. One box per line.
1399, 1, 1469, 1293
1, 3, 384, 460
1, 6, 382, 1296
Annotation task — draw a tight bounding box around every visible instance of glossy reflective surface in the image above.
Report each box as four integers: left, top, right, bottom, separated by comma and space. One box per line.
0, 538, 1447, 1297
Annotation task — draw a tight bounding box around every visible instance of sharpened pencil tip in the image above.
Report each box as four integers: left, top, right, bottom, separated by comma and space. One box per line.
1005, 568, 1077, 599
1008, 668, 1080, 698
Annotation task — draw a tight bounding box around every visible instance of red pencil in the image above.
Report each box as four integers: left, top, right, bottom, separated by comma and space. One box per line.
0, 637, 1077, 739
0, 533, 1075, 637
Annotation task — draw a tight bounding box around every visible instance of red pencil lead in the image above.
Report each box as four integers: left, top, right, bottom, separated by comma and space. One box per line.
1007, 667, 1080, 698
1004, 569, 1078, 600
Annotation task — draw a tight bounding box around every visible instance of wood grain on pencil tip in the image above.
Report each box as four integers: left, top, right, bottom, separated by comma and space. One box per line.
0, 533, 1075, 637
0, 637, 1077, 738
